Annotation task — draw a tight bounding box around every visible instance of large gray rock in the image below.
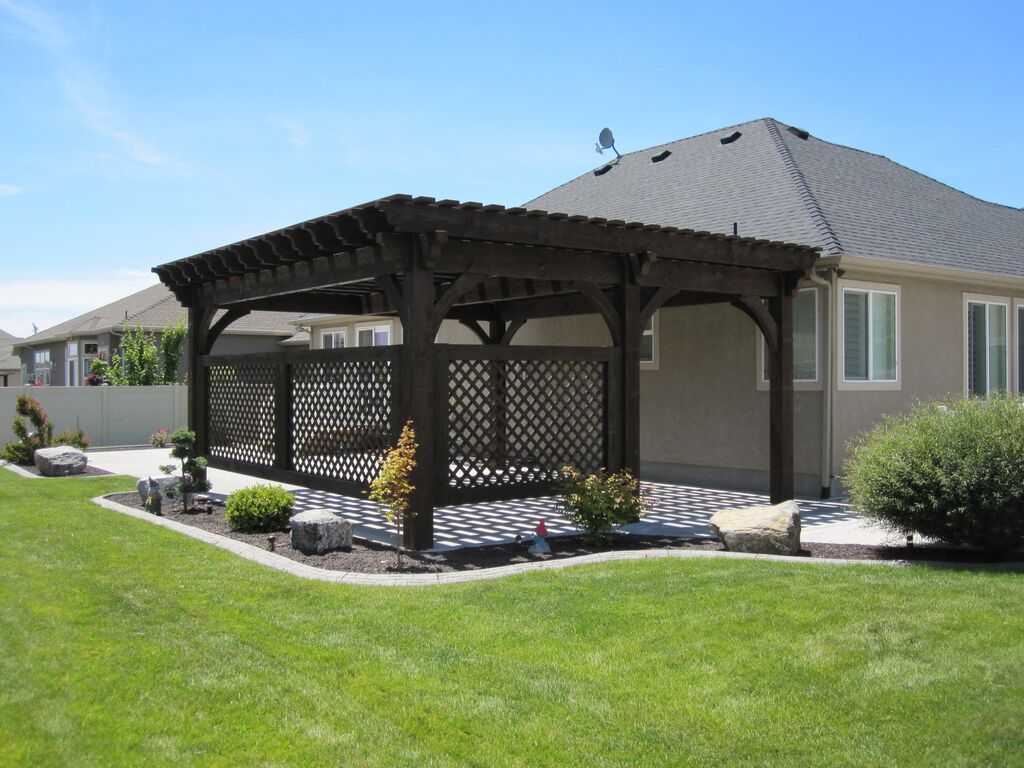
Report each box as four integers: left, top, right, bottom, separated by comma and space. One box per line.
136, 475, 183, 504
289, 509, 353, 554
34, 446, 88, 477
709, 500, 801, 555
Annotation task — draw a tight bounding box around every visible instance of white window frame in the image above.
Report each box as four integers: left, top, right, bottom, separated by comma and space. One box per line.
640, 311, 659, 371
963, 293, 1011, 396
757, 287, 820, 390
838, 279, 901, 391
356, 323, 391, 348
319, 328, 347, 350
34, 349, 51, 385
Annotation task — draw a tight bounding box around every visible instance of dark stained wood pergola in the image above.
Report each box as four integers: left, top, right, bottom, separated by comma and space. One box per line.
154, 194, 819, 550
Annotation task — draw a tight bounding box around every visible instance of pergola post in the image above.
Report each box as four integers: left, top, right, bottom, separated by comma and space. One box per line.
399, 254, 436, 551
767, 284, 795, 503
616, 281, 642, 477
187, 304, 213, 455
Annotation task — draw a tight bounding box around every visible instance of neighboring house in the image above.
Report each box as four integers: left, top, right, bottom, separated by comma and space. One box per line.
14, 283, 300, 386
0, 330, 23, 386
297, 117, 1024, 497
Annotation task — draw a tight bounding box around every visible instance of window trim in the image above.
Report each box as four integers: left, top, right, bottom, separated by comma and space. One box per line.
319, 327, 347, 350
963, 293, 1011, 396
838, 279, 901, 391
640, 310, 659, 371
757, 287, 820, 390
355, 323, 392, 348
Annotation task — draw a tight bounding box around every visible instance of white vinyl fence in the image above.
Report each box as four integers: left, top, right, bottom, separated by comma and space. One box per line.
0, 385, 187, 448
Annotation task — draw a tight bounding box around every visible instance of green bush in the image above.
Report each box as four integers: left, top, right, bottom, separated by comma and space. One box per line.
845, 394, 1024, 550
557, 466, 646, 539
1, 395, 55, 464
225, 485, 295, 532
55, 427, 90, 451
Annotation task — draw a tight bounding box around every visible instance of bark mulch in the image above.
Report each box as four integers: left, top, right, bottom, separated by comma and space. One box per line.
104, 492, 1023, 574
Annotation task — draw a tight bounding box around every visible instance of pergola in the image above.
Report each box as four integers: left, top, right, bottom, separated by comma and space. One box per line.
154, 194, 819, 550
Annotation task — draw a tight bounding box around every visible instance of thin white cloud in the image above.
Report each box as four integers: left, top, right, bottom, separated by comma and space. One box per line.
0, 0, 183, 172
271, 116, 310, 149
0, 271, 160, 337
0, 184, 24, 197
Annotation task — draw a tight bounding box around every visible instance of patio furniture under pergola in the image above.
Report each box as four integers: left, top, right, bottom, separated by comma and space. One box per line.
154, 194, 819, 550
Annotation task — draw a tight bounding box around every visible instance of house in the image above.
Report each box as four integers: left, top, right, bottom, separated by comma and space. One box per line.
291, 118, 1024, 498
14, 283, 301, 386
526, 117, 1024, 496
0, 330, 23, 386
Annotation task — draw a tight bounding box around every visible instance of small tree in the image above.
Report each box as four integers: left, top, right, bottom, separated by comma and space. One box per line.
160, 427, 211, 513
109, 323, 160, 386
159, 319, 187, 384
368, 421, 418, 567
1, 395, 55, 464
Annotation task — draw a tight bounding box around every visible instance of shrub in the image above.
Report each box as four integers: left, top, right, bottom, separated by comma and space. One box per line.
1, 395, 55, 464
150, 428, 170, 447
225, 484, 295, 532
55, 427, 90, 451
368, 421, 418, 566
844, 394, 1024, 550
557, 466, 646, 539
159, 427, 211, 512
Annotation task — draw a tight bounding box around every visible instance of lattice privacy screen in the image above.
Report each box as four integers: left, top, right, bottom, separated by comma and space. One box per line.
447, 358, 606, 490
291, 359, 394, 485
207, 363, 276, 465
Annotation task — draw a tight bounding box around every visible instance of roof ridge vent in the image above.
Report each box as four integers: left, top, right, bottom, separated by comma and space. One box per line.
720, 131, 742, 145
651, 150, 672, 163
787, 126, 810, 140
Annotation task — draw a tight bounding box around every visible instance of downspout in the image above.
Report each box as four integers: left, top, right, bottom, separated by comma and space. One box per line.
804, 266, 835, 498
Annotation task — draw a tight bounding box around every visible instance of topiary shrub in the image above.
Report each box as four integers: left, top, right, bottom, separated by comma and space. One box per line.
1, 395, 55, 464
225, 484, 295, 532
557, 466, 647, 540
844, 394, 1024, 551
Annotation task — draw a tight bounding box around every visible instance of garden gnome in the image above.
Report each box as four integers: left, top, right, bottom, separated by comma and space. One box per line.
144, 477, 162, 516
528, 519, 550, 555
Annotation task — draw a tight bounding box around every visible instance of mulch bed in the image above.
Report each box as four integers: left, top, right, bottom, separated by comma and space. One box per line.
104, 492, 1023, 574
19, 464, 113, 477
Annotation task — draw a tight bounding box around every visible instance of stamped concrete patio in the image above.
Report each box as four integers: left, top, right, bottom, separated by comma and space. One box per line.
90, 447, 894, 551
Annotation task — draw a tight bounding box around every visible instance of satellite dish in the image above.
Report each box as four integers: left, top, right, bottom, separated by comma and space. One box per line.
595, 127, 622, 159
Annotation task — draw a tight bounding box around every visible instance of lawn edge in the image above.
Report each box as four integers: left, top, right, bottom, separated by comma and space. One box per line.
92, 494, 1018, 586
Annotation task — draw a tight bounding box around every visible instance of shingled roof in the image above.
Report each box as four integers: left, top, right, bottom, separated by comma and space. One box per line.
15, 283, 299, 348
0, 329, 21, 374
528, 117, 1024, 278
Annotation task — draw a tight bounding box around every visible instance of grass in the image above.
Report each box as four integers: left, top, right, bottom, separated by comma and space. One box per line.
1, 471, 1022, 767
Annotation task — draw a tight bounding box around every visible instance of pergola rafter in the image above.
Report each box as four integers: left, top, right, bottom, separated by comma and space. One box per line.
154, 194, 818, 550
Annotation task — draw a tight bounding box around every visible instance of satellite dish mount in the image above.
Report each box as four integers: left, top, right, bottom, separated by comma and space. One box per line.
595, 127, 622, 159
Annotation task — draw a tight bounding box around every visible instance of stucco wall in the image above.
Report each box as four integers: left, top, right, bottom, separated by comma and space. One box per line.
830, 269, 1021, 474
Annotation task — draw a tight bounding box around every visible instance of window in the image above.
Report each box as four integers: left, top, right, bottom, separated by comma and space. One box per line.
965, 296, 1009, 396
67, 341, 78, 357
842, 284, 898, 384
83, 342, 99, 356
1018, 306, 1024, 393
762, 288, 818, 382
640, 313, 657, 367
34, 349, 51, 385
356, 324, 391, 347
321, 329, 346, 349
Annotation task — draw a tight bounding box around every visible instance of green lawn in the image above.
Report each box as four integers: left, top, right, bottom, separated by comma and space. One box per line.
1, 471, 1022, 767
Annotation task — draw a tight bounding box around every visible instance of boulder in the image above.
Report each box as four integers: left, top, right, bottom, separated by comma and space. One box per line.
34, 446, 88, 477
289, 509, 353, 554
136, 475, 183, 504
709, 500, 801, 555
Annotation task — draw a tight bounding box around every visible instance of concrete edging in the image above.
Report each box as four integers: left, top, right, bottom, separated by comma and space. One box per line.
89, 494, 939, 587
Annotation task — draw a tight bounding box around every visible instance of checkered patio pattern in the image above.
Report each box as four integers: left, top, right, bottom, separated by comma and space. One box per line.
288, 482, 854, 552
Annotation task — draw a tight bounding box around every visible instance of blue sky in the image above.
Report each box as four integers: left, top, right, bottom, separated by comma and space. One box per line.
1, 0, 1021, 336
